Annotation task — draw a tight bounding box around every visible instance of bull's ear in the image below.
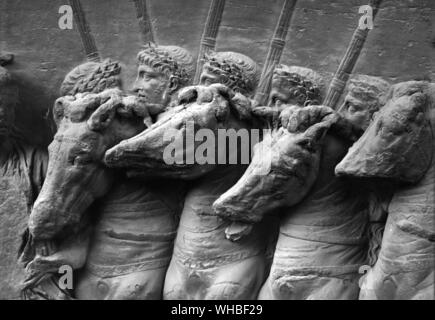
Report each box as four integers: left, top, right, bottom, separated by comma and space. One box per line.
178, 86, 198, 105
209, 83, 235, 101
53, 97, 70, 127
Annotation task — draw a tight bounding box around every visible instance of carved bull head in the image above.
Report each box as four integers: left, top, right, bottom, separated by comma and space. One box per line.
29, 90, 146, 240
336, 81, 434, 184
212, 106, 335, 223
104, 84, 257, 179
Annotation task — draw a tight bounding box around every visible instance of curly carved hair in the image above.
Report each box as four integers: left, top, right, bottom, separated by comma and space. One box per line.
60, 59, 122, 96
347, 74, 391, 116
273, 65, 325, 106
137, 44, 195, 88
202, 51, 260, 96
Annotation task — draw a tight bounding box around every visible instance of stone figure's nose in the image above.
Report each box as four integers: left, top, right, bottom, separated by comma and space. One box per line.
132, 82, 141, 93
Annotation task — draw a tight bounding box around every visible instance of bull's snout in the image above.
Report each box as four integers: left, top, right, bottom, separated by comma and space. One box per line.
28, 200, 59, 240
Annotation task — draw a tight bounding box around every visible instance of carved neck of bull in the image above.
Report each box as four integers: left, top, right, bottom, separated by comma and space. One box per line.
336, 81, 434, 185
29, 92, 146, 240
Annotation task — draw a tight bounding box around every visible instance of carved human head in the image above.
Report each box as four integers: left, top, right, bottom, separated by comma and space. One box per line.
199, 51, 260, 97
338, 74, 391, 133
60, 59, 122, 96
134, 44, 195, 114
0, 56, 19, 139
269, 65, 324, 107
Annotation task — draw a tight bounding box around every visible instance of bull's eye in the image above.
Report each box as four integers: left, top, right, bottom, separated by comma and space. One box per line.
73, 155, 93, 166
68, 150, 93, 166
297, 138, 315, 153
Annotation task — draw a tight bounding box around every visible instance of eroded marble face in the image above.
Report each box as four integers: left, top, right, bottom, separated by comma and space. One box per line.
0, 86, 17, 139
133, 64, 171, 115
339, 92, 373, 133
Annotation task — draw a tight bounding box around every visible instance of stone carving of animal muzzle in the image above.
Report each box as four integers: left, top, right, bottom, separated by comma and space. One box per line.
212, 107, 336, 224
335, 81, 435, 300
29, 91, 146, 240
335, 81, 434, 184
104, 84, 255, 180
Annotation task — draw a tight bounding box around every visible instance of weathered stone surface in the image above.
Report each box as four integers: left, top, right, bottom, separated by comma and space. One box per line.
0, 0, 434, 301
22, 44, 197, 300
211, 72, 392, 300
336, 81, 435, 299
0, 56, 47, 299
105, 82, 275, 299
0, 166, 29, 299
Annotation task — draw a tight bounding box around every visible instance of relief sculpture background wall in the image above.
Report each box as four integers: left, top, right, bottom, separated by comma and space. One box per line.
0, 0, 434, 146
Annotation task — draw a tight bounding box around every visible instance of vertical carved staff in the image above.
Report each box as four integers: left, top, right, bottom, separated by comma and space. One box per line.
68, 0, 101, 62
323, 0, 383, 109
132, 0, 155, 44
193, 0, 226, 84
254, 0, 298, 106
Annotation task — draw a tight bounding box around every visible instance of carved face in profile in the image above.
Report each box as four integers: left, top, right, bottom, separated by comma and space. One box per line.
133, 45, 194, 116
339, 91, 373, 132
133, 63, 172, 115
338, 76, 391, 133
336, 81, 433, 184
